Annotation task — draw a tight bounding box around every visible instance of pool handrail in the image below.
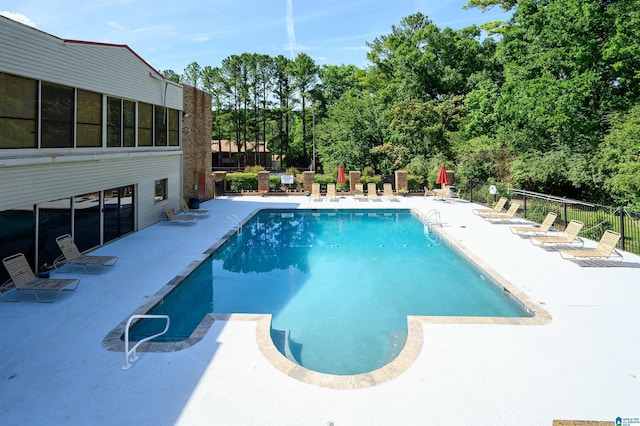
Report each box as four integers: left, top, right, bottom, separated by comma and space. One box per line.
225, 214, 243, 234
123, 314, 170, 370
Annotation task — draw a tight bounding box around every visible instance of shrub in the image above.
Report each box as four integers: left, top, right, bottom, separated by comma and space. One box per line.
227, 172, 258, 192
360, 175, 383, 188
269, 176, 281, 191
407, 174, 424, 191
244, 165, 265, 173
314, 174, 336, 191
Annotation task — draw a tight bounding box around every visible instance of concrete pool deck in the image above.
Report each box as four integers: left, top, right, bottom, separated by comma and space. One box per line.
1, 195, 639, 425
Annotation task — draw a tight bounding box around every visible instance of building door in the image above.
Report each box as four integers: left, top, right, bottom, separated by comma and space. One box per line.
198, 172, 206, 201
104, 185, 135, 243
74, 192, 101, 252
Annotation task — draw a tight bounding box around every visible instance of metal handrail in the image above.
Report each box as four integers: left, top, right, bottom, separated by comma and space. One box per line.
123, 314, 170, 370
424, 209, 441, 224
225, 214, 242, 234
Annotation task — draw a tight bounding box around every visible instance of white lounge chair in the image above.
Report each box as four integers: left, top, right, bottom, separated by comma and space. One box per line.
474, 197, 508, 216
310, 183, 323, 201
481, 202, 520, 222
559, 230, 623, 262
179, 198, 210, 216
354, 183, 366, 201
54, 234, 118, 274
367, 183, 380, 201
510, 212, 558, 236
2, 253, 80, 303
383, 183, 397, 201
326, 183, 338, 202
163, 204, 198, 224
531, 220, 584, 247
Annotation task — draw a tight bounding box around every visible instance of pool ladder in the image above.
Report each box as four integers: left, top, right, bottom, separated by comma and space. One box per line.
225, 214, 243, 235
424, 209, 442, 245
122, 314, 170, 370
424, 209, 441, 226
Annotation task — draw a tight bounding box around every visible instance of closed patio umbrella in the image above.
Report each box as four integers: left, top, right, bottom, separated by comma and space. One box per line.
337, 164, 346, 184
436, 164, 450, 187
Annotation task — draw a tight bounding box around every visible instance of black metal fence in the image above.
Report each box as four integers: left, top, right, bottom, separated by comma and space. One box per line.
463, 183, 640, 256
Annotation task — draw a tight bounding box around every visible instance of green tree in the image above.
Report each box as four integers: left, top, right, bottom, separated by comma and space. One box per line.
288, 53, 319, 166
183, 62, 202, 88
160, 69, 180, 83
596, 105, 640, 208
316, 92, 386, 174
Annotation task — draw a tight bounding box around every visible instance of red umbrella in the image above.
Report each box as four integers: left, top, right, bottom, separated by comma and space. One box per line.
337, 163, 346, 184
436, 164, 450, 186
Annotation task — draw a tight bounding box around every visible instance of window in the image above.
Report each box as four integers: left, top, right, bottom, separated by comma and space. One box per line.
107, 97, 121, 147
104, 185, 135, 243
155, 179, 167, 202
123, 100, 135, 147
168, 108, 180, 146
41, 82, 74, 148
76, 90, 102, 147
154, 105, 167, 146
73, 192, 101, 251
0, 206, 36, 284
38, 198, 72, 266
0, 73, 37, 149
138, 102, 153, 146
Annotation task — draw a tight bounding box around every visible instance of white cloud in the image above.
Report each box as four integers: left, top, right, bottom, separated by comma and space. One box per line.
285, 0, 296, 58
106, 21, 176, 37
1, 11, 36, 27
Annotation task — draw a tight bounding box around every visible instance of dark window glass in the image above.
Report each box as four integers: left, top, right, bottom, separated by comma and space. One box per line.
77, 90, 102, 147
41, 82, 74, 148
155, 179, 167, 202
0, 206, 36, 284
107, 97, 121, 147
123, 100, 135, 147
168, 109, 179, 146
0, 73, 37, 149
154, 105, 167, 146
138, 102, 153, 146
104, 186, 134, 243
38, 198, 71, 267
73, 193, 101, 252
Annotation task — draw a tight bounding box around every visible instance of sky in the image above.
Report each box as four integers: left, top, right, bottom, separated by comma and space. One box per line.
1, 0, 511, 74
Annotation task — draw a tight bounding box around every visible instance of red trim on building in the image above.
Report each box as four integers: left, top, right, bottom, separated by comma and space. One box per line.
63, 39, 166, 80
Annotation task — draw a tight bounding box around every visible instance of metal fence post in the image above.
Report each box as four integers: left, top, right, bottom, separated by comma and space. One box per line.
563, 200, 568, 228
620, 208, 626, 251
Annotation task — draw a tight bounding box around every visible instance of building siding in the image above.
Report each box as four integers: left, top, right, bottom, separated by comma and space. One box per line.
0, 16, 182, 109
0, 153, 182, 230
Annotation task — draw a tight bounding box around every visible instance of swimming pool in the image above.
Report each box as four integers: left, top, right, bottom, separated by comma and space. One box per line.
127, 208, 533, 376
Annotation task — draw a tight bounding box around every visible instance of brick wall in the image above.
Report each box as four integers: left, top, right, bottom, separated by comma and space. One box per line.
182, 85, 213, 201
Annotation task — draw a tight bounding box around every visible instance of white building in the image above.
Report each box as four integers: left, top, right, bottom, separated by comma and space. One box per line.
0, 16, 185, 282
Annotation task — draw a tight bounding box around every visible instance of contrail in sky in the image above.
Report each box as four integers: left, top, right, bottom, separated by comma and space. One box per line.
286, 0, 296, 58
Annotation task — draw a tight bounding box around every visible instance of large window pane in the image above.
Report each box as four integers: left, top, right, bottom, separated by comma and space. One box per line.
77, 90, 102, 147
41, 82, 74, 148
73, 193, 101, 252
38, 198, 71, 267
155, 178, 167, 202
107, 97, 121, 147
0, 206, 35, 284
168, 108, 179, 146
138, 102, 153, 147
0, 73, 37, 149
104, 186, 134, 243
123, 100, 135, 147
154, 105, 167, 146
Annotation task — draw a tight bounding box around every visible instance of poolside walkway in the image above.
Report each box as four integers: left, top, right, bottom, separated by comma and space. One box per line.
1, 195, 639, 425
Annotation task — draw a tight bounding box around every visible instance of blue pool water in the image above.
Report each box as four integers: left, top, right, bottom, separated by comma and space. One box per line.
132, 209, 529, 375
